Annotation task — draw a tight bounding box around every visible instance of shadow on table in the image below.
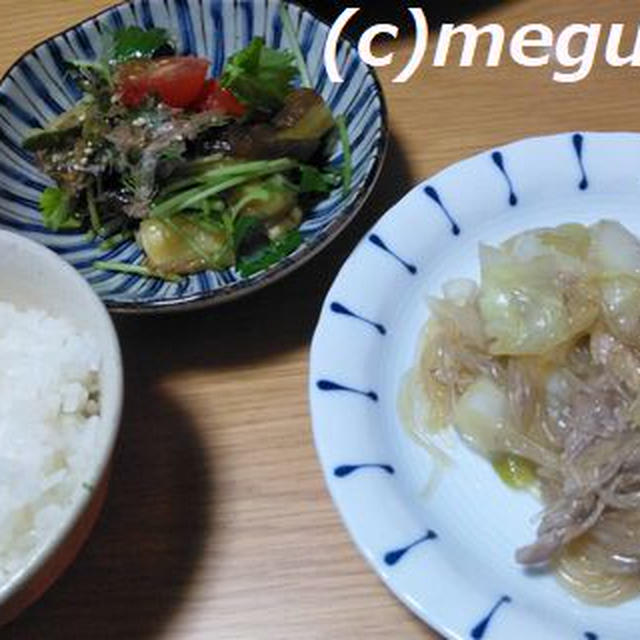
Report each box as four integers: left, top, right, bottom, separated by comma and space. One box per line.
303, 0, 508, 38
6, 365, 214, 640
114, 131, 413, 374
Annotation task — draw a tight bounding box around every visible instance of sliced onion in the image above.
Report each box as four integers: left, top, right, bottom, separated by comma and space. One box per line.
453, 377, 510, 454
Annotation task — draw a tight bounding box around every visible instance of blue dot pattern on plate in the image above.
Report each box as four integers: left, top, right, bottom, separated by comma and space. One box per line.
334, 464, 395, 478
368, 234, 418, 275
573, 133, 589, 190
330, 302, 387, 335
0, 0, 386, 310
424, 185, 461, 235
491, 151, 518, 206
316, 380, 379, 402
384, 530, 438, 567
470, 596, 512, 639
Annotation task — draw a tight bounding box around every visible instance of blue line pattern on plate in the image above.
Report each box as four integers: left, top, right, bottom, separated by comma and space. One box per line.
208, 0, 225, 75
44, 41, 82, 100
384, 530, 438, 566
17, 60, 64, 116
140, 0, 156, 28
424, 185, 461, 235
584, 634, 598, 640
334, 464, 395, 478
175, 0, 197, 55
368, 234, 417, 275
330, 302, 387, 335
316, 380, 379, 402
491, 151, 518, 206
0, 91, 41, 128
470, 596, 512, 639
109, 7, 126, 30
573, 133, 589, 190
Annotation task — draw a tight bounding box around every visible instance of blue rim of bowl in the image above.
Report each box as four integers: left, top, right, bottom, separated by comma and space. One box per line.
0, 0, 389, 315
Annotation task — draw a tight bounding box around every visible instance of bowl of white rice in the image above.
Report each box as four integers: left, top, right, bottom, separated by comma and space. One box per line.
0, 230, 122, 624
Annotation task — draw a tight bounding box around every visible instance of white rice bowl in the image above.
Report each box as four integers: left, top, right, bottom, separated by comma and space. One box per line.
0, 229, 121, 626
0, 303, 102, 585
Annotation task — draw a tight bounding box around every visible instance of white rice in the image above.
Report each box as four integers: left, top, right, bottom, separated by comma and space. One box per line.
0, 302, 101, 585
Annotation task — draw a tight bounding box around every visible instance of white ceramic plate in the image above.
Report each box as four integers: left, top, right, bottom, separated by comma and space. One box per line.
309, 132, 640, 640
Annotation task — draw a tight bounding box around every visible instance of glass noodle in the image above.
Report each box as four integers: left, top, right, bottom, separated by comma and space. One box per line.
400, 221, 640, 605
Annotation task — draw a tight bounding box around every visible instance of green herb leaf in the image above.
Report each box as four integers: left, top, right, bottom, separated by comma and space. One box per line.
237, 230, 303, 277
40, 187, 81, 231
65, 59, 113, 106
233, 216, 261, 252
93, 260, 182, 282
107, 26, 172, 63
336, 115, 352, 197
23, 126, 82, 152
153, 158, 298, 218
298, 165, 341, 194
221, 37, 298, 112
65, 59, 110, 81
158, 141, 186, 163
279, 5, 312, 89
87, 186, 102, 236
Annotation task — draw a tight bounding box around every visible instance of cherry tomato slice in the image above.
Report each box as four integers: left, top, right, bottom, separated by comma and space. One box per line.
191, 79, 246, 117
116, 57, 210, 109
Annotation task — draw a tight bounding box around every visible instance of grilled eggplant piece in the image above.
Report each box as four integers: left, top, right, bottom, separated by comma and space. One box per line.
139, 214, 234, 274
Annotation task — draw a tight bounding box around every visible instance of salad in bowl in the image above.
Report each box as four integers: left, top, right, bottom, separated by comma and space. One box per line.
24, 24, 349, 281
0, 0, 386, 311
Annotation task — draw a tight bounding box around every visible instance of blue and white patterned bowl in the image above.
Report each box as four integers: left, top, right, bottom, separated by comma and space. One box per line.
310, 132, 640, 640
0, 0, 387, 313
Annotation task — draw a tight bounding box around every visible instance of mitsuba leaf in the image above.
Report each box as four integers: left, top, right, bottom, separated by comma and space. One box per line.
107, 26, 172, 63
297, 165, 341, 194
221, 37, 298, 112
40, 187, 81, 231
237, 229, 302, 277
233, 215, 261, 252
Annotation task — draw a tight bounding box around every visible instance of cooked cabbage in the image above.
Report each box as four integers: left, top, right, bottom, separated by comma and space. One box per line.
478, 225, 597, 356
590, 221, 640, 345
399, 220, 640, 605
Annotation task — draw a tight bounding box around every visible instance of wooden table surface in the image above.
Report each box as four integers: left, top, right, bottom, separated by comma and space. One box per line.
3, 1, 640, 638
